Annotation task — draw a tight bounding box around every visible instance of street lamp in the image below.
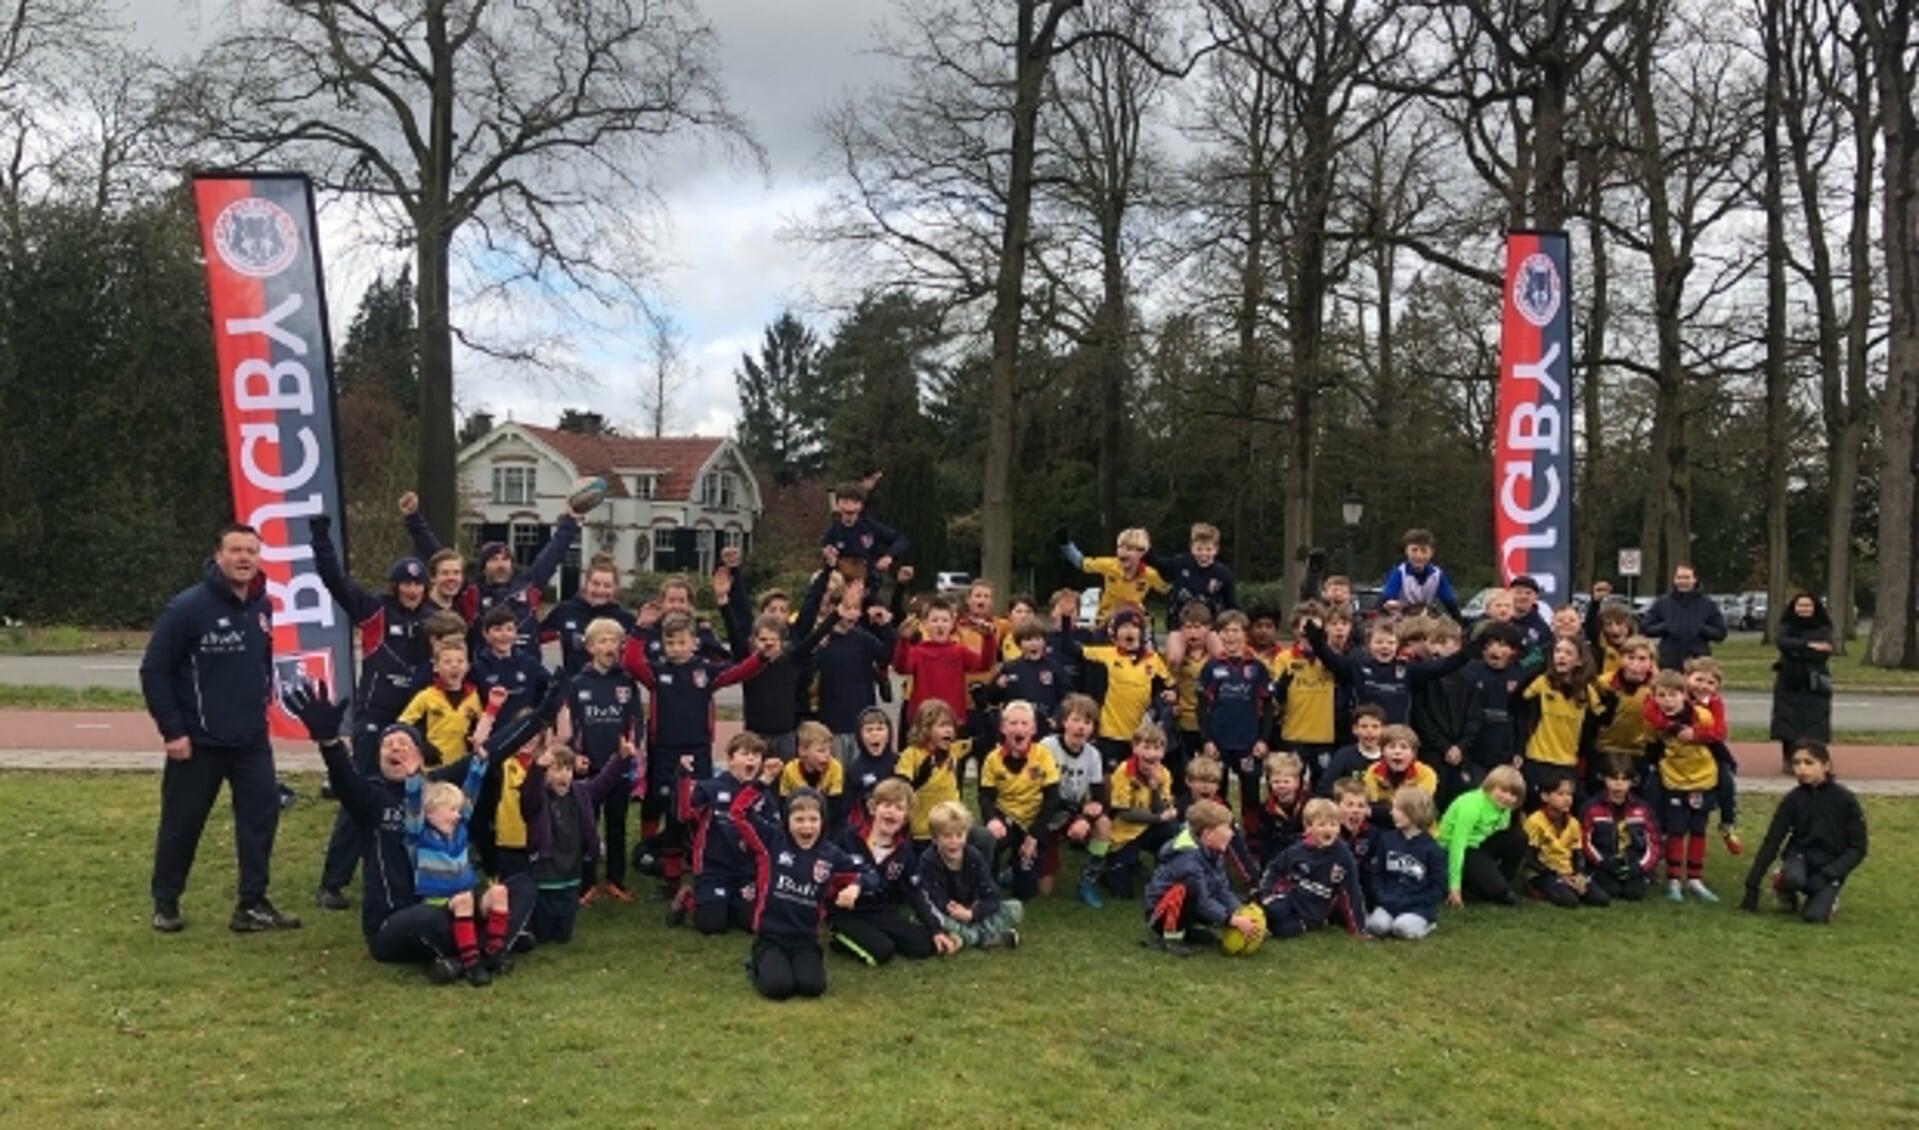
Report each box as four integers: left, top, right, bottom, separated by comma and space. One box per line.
1342, 489, 1364, 581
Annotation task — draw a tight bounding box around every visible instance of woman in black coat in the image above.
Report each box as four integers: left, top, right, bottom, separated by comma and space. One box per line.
1769, 594, 1834, 772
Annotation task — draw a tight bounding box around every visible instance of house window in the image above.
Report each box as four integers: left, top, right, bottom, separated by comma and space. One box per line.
510, 521, 544, 567
721, 528, 745, 551
719, 473, 738, 510
651, 526, 676, 573
695, 528, 715, 576
633, 475, 655, 500
492, 466, 537, 505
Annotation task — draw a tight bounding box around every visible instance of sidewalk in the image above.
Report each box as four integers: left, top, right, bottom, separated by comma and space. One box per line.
3, 712, 1913, 792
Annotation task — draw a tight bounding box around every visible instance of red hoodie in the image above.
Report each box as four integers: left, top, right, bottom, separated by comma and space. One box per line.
894, 631, 996, 724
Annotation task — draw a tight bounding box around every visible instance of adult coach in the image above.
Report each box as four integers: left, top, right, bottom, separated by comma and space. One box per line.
1639, 564, 1727, 672
141, 524, 300, 934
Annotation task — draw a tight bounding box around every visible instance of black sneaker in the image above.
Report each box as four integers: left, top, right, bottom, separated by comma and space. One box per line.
427, 957, 462, 985
152, 901, 185, 933
465, 961, 493, 988
229, 899, 303, 932
314, 887, 350, 911
1004, 928, 1021, 950
485, 950, 514, 977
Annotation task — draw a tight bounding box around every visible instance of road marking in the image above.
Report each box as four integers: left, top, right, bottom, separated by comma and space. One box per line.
80, 664, 140, 671
73, 723, 113, 730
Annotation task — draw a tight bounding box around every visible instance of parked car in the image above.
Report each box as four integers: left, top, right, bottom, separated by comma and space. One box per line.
935, 571, 972, 595
1740, 591, 1769, 631
1352, 586, 1387, 623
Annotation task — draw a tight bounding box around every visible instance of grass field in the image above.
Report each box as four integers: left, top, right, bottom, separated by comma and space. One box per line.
1711, 636, 1919, 693
0, 773, 1912, 1128
0, 625, 149, 655
0, 684, 147, 710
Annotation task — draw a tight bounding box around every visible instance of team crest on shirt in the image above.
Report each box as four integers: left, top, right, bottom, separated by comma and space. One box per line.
1027, 765, 1046, 781
860, 533, 873, 549
813, 860, 832, 883
1039, 669, 1053, 686
1329, 865, 1346, 884
884, 859, 902, 880
692, 668, 709, 689
614, 687, 630, 704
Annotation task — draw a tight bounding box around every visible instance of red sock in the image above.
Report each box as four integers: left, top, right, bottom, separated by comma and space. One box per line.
1666, 837, 1685, 881
664, 850, 683, 882
452, 914, 479, 969
1149, 885, 1186, 934
640, 817, 660, 840
1687, 834, 1707, 880
1240, 799, 1262, 839
484, 906, 509, 955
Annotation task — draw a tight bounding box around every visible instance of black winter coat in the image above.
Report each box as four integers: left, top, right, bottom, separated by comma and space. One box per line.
1770, 610, 1834, 743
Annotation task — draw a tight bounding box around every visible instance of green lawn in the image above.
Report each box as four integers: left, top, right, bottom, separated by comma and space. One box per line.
0, 624, 148, 655
1713, 636, 1919, 693
1, 773, 1912, 1127
0, 684, 147, 710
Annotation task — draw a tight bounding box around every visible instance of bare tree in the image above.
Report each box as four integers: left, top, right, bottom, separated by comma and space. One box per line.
1860, 0, 1919, 667
638, 307, 688, 439
173, 0, 756, 539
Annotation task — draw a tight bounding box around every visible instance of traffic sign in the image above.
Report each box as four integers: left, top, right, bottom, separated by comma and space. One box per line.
1618, 548, 1642, 578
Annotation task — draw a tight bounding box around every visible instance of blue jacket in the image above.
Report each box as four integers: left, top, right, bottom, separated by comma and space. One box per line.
1371, 829, 1448, 920
471, 648, 549, 719
821, 515, 908, 566
1380, 561, 1460, 618
832, 826, 941, 928
568, 663, 643, 767
1640, 589, 1728, 671
681, 771, 771, 892
1143, 825, 1240, 928
811, 624, 894, 733
140, 562, 274, 749
318, 740, 479, 940
1258, 839, 1367, 932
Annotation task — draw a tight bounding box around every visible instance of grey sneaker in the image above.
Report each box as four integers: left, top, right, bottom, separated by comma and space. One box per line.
152, 901, 185, 933
229, 899, 302, 932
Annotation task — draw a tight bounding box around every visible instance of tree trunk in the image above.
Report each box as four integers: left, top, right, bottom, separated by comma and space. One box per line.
982, 0, 1078, 594
1096, 223, 1126, 540
1233, 135, 1268, 581
415, 1, 460, 544
1761, 0, 1790, 646
1866, 0, 1919, 667
1283, 107, 1334, 589
1576, 152, 1608, 587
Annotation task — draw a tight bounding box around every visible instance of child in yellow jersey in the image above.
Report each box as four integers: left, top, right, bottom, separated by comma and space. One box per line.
896, 700, 968, 849
1274, 602, 1340, 778
1523, 772, 1610, 907
1099, 721, 1180, 900
1520, 637, 1606, 804
1059, 525, 1169, 623
780, 722, 848, 834
1591, 636, 1658, 791
1164, 602, 1216, 780
400, 641, 486, 767
1583, 585, 1639, 679
1363, 725, 1438, 826
978, 702, 1062, 899
1646, 671, 1721, 903
1072, 610, 1174, 769
1001, 594, 1038, 662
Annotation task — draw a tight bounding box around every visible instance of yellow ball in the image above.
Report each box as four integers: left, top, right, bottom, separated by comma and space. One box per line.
1219, 902, 1267, 956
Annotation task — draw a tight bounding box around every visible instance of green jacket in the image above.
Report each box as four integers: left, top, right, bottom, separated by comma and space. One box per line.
1437, 788, 1514, 891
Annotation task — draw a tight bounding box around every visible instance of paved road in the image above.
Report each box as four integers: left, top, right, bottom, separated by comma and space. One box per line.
11, 652, 1915, 730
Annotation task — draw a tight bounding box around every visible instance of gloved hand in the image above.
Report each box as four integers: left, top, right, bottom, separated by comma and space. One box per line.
308, 513, 332, 539
1737, 888, 1759, 913
281, 680, 347, 742
539, 670, 570, 724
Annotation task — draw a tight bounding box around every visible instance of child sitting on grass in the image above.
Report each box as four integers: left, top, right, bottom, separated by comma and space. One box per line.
1740, 741, 1869, 925
1142, 799, 1263, 957
1367, 786, 1447, 939
1258, 751, 1309, 864
1257, 798, 1368, 939
673, 732, 779, 934
1438, 764, 1527, 907
1580, 755, 1661, 902
405, 686, 508, 986
916, 802, 1023, 951
733, 785, 875, 1001
830, 779, 951, 964
1101, 721, 1181, 900
1524, 772, 1611, 908
1042, 694, 1111, 906
1363, 724, 1438, 826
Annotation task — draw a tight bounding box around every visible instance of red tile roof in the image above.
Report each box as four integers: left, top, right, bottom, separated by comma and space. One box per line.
520, 425, 724, 502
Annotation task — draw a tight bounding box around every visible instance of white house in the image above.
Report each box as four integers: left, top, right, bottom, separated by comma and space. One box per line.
456, 422, 762, 596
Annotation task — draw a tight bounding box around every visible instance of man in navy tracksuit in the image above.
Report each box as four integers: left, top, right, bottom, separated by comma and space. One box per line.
540, 559, 635, 674
281, 684, 537, 982
142, 525, 299, 935
400, 490, 581, 657
310, 514, 433, 910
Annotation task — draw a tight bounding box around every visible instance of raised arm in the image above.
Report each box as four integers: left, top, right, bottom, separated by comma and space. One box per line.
518, 514, 582, 592
399, 491, 443, 558
309, 515, 383, 623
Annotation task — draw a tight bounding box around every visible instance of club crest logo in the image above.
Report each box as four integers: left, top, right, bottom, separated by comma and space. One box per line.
1513, 251, 1562, 328
692, 668, 709, 689
614, 686, 630, 704
212, 196, 300, 279
1329, 864, 1346, 884
812, 860, 832, 883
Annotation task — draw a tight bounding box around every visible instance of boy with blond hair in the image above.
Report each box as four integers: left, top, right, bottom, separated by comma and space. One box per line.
978, 701, 1062, 900
917, 802, 1023, 950
779, 721, 848, 833
1059, 525, 1169, 624
1148, 522, 1240, 632
1257, 797, 1368, 939
1101, 720, 1181, 899
1368, 786, 1447, 939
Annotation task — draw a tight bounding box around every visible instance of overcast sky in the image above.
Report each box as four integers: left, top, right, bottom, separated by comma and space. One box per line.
126, 0, 901, 438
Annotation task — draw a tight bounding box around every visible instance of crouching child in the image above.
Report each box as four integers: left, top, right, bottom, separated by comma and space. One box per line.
916, 802, 1023, 951
1141, 799, 1262, 957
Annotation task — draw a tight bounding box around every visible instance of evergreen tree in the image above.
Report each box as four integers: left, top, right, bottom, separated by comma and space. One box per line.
736, 311, 831, 482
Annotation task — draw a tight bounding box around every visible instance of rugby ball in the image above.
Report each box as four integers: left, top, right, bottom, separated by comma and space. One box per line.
1220, 902, 1267, 957
567, 476, 608, 514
